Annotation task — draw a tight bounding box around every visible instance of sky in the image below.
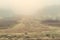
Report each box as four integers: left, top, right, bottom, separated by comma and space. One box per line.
0, 0, 60, 16
11, 0, 60, 15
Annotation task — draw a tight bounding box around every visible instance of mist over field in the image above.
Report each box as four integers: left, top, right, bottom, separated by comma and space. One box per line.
0, 0, 60, 33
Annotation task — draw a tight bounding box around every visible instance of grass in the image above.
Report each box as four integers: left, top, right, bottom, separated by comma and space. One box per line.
0, 31, 59, 40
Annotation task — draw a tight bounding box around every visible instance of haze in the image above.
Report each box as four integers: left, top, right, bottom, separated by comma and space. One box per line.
0, 0, 60, 16
0, 0, 60, 32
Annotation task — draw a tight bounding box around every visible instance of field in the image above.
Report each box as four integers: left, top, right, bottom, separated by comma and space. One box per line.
0, 17, 60, 40
0, 32, 60, 40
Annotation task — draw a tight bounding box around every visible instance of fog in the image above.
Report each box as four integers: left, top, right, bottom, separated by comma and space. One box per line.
0, 0, 60, 16
0, 0, 60, 30
11, 0, 60, 16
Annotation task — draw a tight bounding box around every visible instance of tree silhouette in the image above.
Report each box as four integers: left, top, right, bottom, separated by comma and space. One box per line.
38, 5, 60, 20
38, 5, 60, 27
42, 5, 60, 20
0, 9, 20, 29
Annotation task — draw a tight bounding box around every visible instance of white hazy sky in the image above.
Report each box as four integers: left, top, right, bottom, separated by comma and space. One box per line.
0, 0, 60, 15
